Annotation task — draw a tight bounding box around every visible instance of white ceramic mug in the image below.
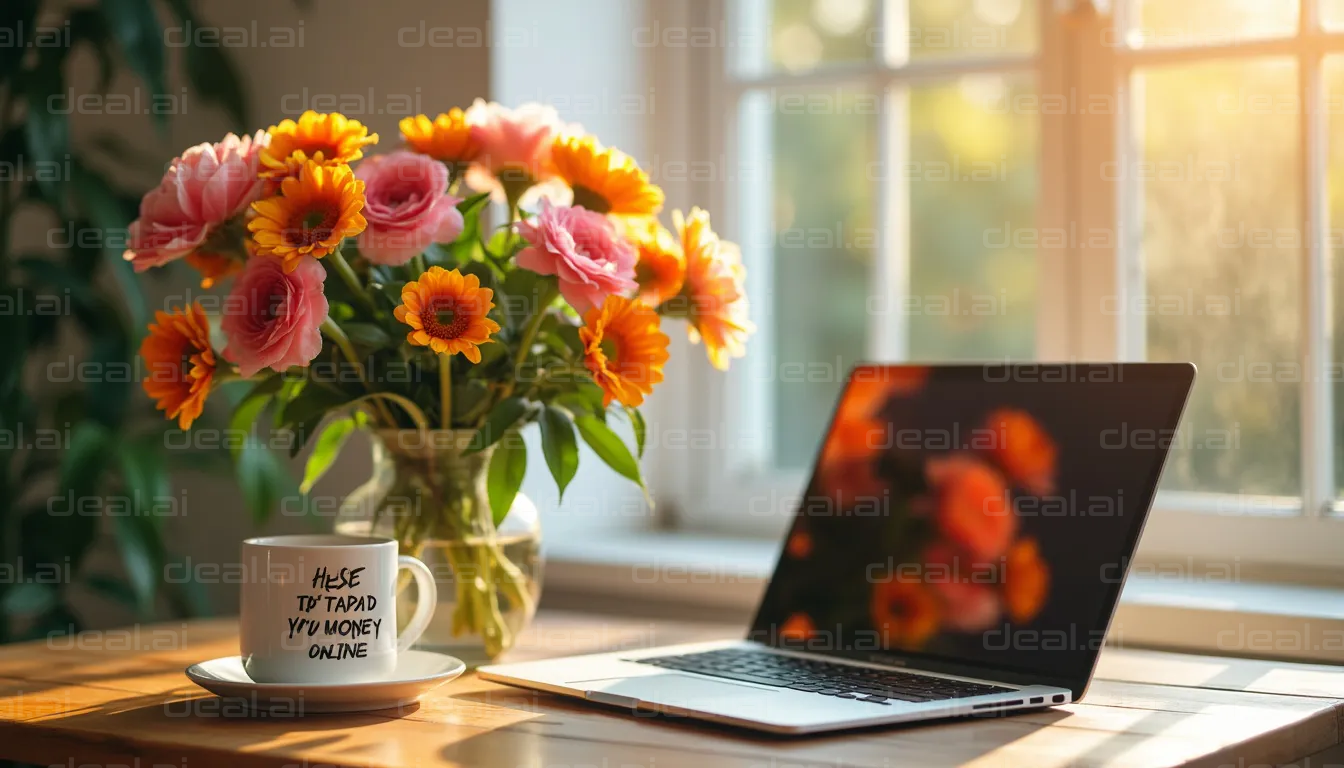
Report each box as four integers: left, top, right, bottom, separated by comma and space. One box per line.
240, 534, 436, 684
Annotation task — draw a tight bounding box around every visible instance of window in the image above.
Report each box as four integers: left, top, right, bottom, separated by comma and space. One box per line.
660, 0, 1344, 569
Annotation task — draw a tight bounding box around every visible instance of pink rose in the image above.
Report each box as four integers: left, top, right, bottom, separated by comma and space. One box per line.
466, 99, 563, 180
221, 254, 328, 378
354, 151, 463, 266
516, 201, 638, 313
124, 131, 268, 271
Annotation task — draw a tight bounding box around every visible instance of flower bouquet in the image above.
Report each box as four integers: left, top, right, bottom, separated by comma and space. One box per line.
124, 103, 753, 661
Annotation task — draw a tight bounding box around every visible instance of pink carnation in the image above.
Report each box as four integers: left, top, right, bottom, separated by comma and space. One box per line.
355, 151, 463, 266
123, 131, 268, 271
466, 99, 563, 180
221, 254, 328, 378
516, 201, 637, 313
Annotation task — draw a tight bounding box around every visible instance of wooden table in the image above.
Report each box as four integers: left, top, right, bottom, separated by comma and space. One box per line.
0, 612, 1342, 767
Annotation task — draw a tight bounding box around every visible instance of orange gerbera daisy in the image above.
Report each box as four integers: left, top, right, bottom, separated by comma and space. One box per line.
140, 303, 216, 430
870, 580, 941, 650
248, 161, 367, 271
785, 529, 813, 558
184, 251, 242, 289
779, 613, 816, 642
400, 109, 479, 165
669, 208, 754, 371
580, 295, 670, 408
1003, 537, 1050, 623
394, 267, 500, 362
985, 408, 1058, 495
259, 111, 379, 180
927, 455, 1016, 561
840, 365, 930, 424
618, 217, 685, 307
552, 133, 664, 217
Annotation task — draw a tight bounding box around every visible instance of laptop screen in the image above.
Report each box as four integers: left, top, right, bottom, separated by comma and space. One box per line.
750, 363, 1195, 691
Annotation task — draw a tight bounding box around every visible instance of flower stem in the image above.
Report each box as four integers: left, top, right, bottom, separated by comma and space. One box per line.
327, 247, 378, 315
321, 318, 396, 425
347, 392, 429, 432
439, 353, 453, 430
511, 283, 559, 379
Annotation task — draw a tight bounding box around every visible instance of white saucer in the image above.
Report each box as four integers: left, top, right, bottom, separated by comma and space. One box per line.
184, 651, 466, 714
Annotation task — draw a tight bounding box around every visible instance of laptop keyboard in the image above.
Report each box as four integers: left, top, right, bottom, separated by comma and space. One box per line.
634, 648, 1014, 705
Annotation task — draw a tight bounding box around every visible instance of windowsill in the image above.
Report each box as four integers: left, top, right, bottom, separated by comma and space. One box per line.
544, 531, 1344, 664
544, 531, 776, 615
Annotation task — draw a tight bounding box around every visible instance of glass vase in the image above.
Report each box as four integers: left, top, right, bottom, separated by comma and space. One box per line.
335, 430, 542, 666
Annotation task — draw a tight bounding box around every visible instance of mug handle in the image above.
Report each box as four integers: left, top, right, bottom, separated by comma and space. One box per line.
396, 554, 437, 653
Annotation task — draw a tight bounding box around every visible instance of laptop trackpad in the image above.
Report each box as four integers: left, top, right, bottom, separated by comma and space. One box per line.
575, 673, 773, 710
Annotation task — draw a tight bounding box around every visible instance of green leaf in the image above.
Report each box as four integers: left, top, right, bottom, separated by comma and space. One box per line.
0, 124, 25, 168
554, 323, 585, 357
457, 192, 492, 217
114, 440, 173, 616
0, 289, 29, 395
466, 396, 529, 454
70, 162, 146, 336
538, 406, 578, 499
164, 561, 214, 618
343, 322, 393, 351
278, 383, 354, 457
60, 422, 111, 503
86, 323, 133, 427
272, 374, 307, 427
1, 583, 58, 616
460, 260, 499, 293
0, 1, 38, 82
237, 439, 300, 525
229, 375, 283, 459
625, 407, 647, 458
22, 44, 68, 204
487, 433, 527, 527
84, 574, 139, 608
299, 414, 362, 493
574, 415, 643, 486
99, 0, 168, 133
67, 8, 116, 93
485, 226, 516, 261
453, 379, 490, 422
110, 512, 163, 617
501, 268, 544, 331
118, 438, 171, 518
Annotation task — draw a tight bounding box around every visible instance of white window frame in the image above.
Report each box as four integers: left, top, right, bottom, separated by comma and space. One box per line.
646, 0, 1344, 573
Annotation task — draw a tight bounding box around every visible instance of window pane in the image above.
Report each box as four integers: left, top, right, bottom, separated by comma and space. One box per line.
760, 0, 877, 74
907, 75, 1037, 359
771, 90, 878, 469
1135, 58, 1301, 497
1129, 0, 1298, 48
903, 0, 1038, 61
1327, 55, 1344, 497
1326, 0, 1344, 30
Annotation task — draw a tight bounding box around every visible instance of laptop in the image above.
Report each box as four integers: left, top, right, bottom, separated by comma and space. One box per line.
479, 362, 1197, 734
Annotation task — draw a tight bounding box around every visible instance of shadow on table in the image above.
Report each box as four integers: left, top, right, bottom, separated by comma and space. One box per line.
442, 684, 1103, 766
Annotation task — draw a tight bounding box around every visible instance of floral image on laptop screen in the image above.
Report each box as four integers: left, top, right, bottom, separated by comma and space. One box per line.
753, 363, 1187, 680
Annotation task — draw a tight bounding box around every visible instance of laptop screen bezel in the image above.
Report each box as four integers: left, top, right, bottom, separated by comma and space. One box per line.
745, 362, 1197, 700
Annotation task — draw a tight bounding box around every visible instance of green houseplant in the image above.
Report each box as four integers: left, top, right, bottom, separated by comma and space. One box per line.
0, 0, 256, 639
